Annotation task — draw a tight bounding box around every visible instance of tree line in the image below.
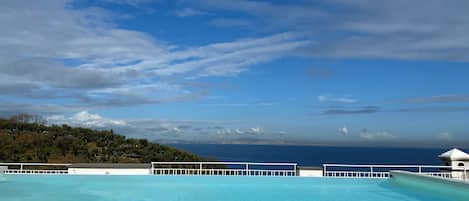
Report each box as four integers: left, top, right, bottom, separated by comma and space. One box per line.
0, 114, 203, 163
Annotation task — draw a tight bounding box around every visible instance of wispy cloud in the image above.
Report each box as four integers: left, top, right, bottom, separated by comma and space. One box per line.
210, 18, 252, 28
397, 106, 469, 113
338, 126, 348, 135
436, 132, 453, 141
174, 8, 208, 17
47, 111, 127, 128
404, 94, 469, 104
194, 0, 326, 25
359, 131, 397, 141
0, 1, 311, 111
0, 104, 79, 117
318, 95, 358, 103
99, 0, 155, 7
192, 0, 469, 61
322, 106, 379, 115
44, 111, 271, 141
216, 127, 264, 136
211, 102, 277, 107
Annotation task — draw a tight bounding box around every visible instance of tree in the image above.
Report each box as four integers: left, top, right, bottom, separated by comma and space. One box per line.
0, 116, 204, 163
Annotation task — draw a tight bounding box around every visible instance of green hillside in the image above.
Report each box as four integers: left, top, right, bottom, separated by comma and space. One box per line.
0, 114, 203, 163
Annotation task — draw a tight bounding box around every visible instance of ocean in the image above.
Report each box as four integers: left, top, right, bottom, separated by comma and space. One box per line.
170, 144, 450, 167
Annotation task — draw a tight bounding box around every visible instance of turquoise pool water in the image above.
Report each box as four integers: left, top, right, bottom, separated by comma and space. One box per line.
0, 175, 459, 201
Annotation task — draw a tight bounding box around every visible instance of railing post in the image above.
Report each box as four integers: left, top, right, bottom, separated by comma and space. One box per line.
20, 164, 23, 172
370, 166, 373, 177
323, 164, 327, 177
199, 163, 202, 170
464, 166, 467, 180
294, 164, 297, 176
246, 163, 249, 176
418, 166, 422, 173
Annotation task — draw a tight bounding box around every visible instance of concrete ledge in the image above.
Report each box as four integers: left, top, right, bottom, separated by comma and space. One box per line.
391, 170, 469, 185
391, 171, 469, 200
68, 168, 151, 175
68, 163, 152, 175
69, 163, 151, 168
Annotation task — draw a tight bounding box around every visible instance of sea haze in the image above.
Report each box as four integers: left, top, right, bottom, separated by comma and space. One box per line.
170, 144, 451, 166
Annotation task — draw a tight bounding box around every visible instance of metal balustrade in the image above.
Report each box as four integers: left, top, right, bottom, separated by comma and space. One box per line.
324, 171, 391, 178
323, 164, 466, 180
420, 172, 453, 178
0, 162, 465, 179
0, 163, 71, 175
151, 162, 297, 176
3, 169, 69, 174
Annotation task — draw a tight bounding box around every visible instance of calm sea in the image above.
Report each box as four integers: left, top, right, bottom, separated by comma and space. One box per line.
170, 144, 449, 166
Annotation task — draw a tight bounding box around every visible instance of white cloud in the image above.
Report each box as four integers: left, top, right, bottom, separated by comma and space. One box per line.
359, 131, 397, 141
216, 127, 264, 136
318, 95, 358, 103
339, 126, 348, 135
210, 18, 252, 27
174, 8, 208, 17
44, 111, 268, 141
194, 0, 469, 61
99, 0, 155, 7
0, 1, 311, 110
47, 111, 127, 128
436, 132, 453, 141
246, 127, 264, 135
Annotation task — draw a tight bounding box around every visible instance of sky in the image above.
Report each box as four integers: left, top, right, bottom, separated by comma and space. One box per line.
1, 0, 469, 147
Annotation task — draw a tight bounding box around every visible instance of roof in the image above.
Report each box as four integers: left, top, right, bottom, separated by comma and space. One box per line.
69, 163, 151, 169
438, 148, 469, 160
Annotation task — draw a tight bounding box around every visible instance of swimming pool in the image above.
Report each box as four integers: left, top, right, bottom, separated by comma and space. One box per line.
0, 175, 463, 201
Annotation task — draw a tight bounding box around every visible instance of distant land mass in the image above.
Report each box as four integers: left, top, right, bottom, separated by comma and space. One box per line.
0, 114, 203, 163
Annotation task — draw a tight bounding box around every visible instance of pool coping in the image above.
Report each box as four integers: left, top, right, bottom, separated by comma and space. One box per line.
390, 170, 469, 185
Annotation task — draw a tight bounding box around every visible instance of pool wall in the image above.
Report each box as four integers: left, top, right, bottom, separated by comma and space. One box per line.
391, 170, 469, 200
68, 168, 152, 175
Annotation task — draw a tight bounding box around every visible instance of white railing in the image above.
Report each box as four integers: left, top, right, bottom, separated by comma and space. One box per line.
323, 164, 466, 180
420, 172, 453, 178
151, 162, 297, 176
0, 163, 71, 175
3, 169, 69, 174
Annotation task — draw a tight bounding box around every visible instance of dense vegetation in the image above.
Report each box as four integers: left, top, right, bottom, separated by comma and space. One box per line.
0, 114, 203, 163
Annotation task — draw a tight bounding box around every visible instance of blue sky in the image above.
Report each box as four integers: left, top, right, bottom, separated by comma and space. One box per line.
1, 0, 469, 147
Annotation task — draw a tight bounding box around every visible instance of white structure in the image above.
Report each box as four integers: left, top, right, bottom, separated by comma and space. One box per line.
0, 166, 6, 181
438, 148, 469, 179
298, 167, 323, 177
67, 163, 152, 175
0, 166, 7, 173
439, 148, 469, 167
